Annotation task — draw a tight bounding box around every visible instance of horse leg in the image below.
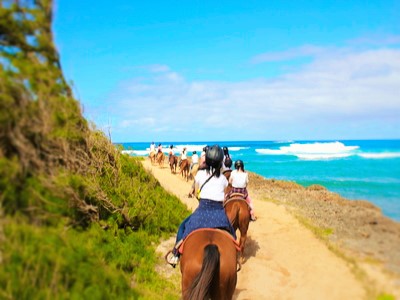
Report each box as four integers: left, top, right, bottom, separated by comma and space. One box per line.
238, 212, 250, 263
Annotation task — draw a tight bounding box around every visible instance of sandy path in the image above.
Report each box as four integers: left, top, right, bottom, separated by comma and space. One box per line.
142, 159, 366, 300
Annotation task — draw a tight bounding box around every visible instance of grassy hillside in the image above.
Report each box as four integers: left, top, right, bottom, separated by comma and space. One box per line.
0, 1, 188, 298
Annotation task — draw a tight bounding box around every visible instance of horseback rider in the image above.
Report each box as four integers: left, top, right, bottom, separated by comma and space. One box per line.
199, 146, 208, 169
166, 144, 236, 267
190, 150, 199, 172
222, 146, 233, 176
179, 147, 187, 166
168, 144, 174, 156
149, 141, 155, 154
226, 160, 256, 221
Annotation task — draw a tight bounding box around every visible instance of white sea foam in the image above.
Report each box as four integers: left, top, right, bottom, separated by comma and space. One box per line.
358, 152, 400, 159
228, 147, 250, 151
296, 153, 353, 160
121, 150, 135, 155
256, 141, 359, 160
121, 150, 149, 156
173, 144, 206, 153
256, 149, 286, 155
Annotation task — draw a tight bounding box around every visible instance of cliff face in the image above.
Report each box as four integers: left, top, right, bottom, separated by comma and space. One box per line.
0, 0, 92, 224
0, 1, 184, 230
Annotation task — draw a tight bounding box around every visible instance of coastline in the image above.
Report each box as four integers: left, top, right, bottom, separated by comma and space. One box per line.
142, 157, 400, 299
248, 172, 400, 296
121, 139, 400, 222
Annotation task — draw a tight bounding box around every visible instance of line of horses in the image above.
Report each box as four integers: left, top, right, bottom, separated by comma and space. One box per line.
150, 151, 251, 299
149, 151, 195, 182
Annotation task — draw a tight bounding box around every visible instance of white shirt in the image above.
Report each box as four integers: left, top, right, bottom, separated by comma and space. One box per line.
229, 170, 249, 188
181, 150, 187, 160
150, 144, 155, 152
195, 169, 228, 202
192, 153, 199, 164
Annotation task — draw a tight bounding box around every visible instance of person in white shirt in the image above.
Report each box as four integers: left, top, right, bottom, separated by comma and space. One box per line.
168, 145, 174, 156
149, 142, 155, 154
221, 146, 233, 179
190, 150, 199, 171
166, 145, 235, 267
227, 160, 256, 221
149, 142, 156, 162
199, 146, 208, 169
179, 147, 187, 166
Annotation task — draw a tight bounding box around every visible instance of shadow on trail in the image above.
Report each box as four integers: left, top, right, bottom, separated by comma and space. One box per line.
242, 236, 260, 263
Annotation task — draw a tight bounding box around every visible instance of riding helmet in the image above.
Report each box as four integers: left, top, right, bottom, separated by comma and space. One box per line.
223, 146, 229, 156
234, 160, 244, 170
224, 157, 233, 168
206, 145, 224, 168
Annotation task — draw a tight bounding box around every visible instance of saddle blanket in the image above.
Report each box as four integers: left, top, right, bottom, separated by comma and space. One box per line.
181, 199, 236, 241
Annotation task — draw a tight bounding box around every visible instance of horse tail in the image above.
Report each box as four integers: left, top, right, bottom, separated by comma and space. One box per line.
188, 244, 220, 300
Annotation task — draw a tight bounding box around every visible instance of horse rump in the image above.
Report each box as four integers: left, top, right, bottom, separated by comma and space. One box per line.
181, 229, 238, 300
188, 244, 220, 300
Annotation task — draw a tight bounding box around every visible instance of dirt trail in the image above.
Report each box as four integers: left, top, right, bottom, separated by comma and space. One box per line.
142, 160, 366, 300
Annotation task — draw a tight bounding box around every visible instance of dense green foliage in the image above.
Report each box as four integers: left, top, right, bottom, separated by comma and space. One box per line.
0, 1, 188, 298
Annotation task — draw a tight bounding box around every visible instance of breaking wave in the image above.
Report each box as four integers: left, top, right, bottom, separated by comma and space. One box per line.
256, 141, 359, 160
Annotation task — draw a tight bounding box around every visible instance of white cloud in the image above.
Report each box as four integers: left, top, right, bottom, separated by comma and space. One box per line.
148, 64, 170, 73
251, 45, 326, 63
94, 46, 400, 142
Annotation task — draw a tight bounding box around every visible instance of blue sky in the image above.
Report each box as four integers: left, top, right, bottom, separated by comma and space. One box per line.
53, 1, 400, 142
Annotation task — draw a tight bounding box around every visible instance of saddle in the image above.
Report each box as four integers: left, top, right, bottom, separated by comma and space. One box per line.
223, 193, 250, 209
222, 169, 232, 174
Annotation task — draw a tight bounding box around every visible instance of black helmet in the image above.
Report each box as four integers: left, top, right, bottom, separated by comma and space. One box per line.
193, 151, 197, 154
206, 145, 224, 168
223, 146, 229, 156
234, 160, 244, 170
224, 157, 232, 168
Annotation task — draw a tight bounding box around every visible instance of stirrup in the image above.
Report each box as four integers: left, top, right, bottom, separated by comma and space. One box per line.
165, 250, 179, 268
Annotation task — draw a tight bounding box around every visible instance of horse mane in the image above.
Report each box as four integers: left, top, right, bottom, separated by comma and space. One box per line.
188, 244, 220, 300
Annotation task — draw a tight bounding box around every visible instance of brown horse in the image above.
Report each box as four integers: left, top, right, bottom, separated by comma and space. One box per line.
189, 162, 199, 180
180, 229, 239, 300
180, 159, 190, 181
224, 193, 251, 262
169, 154, 178, 174
149, 151, 156, 164
156, 152, 164, 167
223, 169, 232, 181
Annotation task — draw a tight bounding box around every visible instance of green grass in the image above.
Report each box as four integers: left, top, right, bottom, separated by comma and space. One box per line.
0, 216, 181, 300
0, 3, 189, 298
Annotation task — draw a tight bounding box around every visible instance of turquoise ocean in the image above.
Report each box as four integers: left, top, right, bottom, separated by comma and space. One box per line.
118, 140, 400, 222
